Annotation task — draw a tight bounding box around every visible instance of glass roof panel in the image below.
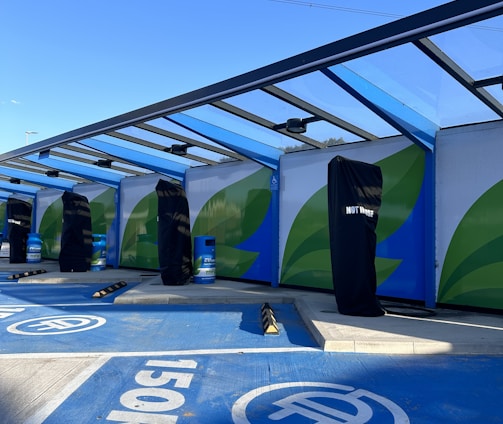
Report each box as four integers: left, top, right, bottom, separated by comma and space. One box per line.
113, 125, 229, 165
65, 143, 153, 175
118, 126, 174, 149
34, 153, 130, 178
486, 85, 503, 105
275, 71, 399, 139
297, 120, 363, 146
225, 83, 371, 145
147, 117, 241, 159
52, 145, 144, 176
185, 104, 303, 151
430, 15, 503, 82
344, 42, 501, 129
96, 134, 199, 167
5, 160, 52, 173
226, 89, 309, 126
53, 145, 108, 162
56, 143, 143, 172
187, 147, 235, 165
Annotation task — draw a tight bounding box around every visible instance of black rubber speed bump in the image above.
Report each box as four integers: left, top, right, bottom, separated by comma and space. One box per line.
261, 302, 280, 335
92, 281, 127, 298
7, 269, 47, 280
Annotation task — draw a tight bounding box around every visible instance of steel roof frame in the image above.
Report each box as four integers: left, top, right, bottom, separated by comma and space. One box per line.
137, 122, 247, 162
1, 158, 88, 183
50, 147, 145, 177
261, 85, 378, 141
413, 37, 503, 118
322, 65, 439, 151
60, 144, 147, 176
106, 131, 217, 166
0, 191, 12, 201
0, 0, 501, 181
167, 113, 283, 170
0, 181, 39, 196
212, 98, 329, 148
78, 138, 188, 181
0, 165, 75, 191
25, 153, 123, 188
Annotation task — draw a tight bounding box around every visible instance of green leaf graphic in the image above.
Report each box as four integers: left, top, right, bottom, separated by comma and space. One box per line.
193, 257, 202, 274
91, 249, 101, 261
282, 249, 332, 288
213, 244, 258, 278
0, 202, 5, 234
438, 180, 503, 308
192, 167, 272, 277
375, 257, 401, 285
38, 197, 63, 259
281, 145, 424, 288
90, 188, 116, 235
120, 191, 159, 269
375, 145, 425, 242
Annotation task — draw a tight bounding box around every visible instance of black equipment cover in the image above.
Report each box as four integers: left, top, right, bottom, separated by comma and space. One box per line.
327, 156, 384, 316
59, 191, 93, 272
7, 197, 32, 263
156, 179, 193, 285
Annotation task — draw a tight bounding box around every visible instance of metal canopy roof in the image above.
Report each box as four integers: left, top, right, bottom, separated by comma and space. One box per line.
1, 0, 502, 193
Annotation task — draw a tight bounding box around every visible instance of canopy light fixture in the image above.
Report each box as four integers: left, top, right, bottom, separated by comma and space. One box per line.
285, 118, 307, 134
165, 144, 187, 156
274, 116, 320, 134
95, 159, 112, 168
10, 178, 21, 184
45, 170, 59, 177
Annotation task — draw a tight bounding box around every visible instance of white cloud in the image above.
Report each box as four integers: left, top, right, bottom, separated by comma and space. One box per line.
10, 99, 21, 104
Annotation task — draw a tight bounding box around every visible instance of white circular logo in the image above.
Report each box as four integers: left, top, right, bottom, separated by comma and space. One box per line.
232, 382, 409, 423
7, 314, 106, 335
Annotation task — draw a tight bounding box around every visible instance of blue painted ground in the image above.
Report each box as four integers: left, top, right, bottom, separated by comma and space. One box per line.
1, 282, 502, 423
43, 352, 503, 424
0, 281, 137, 304
1, 302, 317, 354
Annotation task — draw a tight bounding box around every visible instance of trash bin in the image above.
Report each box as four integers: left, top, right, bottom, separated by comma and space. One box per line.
193, 236, 215, 284
91, 234, 107, 271
26, 233, 42, 264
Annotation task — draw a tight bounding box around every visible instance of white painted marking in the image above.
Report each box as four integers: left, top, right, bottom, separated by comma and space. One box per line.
390, 314, 503, 331
23, 356, 110, 424
0, 346, 320, 359
232, 382, 410, 424
4, 303, 113, 308
0, 307, 25, 318
7, 314, 106, 335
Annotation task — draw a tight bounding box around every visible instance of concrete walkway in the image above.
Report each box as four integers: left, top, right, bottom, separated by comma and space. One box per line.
6, 260, 503, 355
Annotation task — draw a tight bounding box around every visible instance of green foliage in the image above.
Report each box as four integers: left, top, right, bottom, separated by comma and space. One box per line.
282, 137, 346, 153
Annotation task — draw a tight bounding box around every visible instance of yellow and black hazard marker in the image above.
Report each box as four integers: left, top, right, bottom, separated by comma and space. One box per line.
92, 281, 128, 298
261, 302, 280, 335
7, 269, 47, 280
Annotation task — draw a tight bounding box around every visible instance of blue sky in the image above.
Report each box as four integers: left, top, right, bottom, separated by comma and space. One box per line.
0, 0, 446, 153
